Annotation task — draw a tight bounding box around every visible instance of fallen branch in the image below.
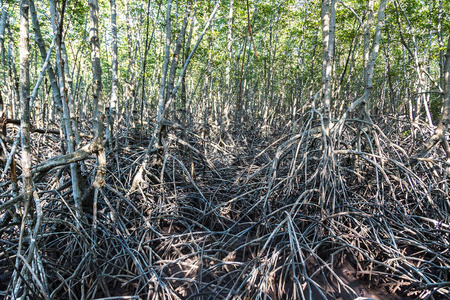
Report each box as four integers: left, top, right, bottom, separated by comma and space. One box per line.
5, 119, 59, 135
33, 141, 101, 175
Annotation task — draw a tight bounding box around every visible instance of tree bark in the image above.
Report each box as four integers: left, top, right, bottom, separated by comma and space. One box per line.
61, 42, 82, 146
11, 0, 33, 296
19, 0, 32, 201
166, 1, 191, 106
155, 0, 172, 150
89, 0, 106, 190
419, 36, 450, 157
0, 2, 7, 60
29, 0, 62, 111
181, 7, 195, 141
321, 0, 336, 135
363, 0, 374, 90
393, 0, 433, 126
224, 0, 233, 128
50, 0, 84, 215
0, 91, 5, 159
362, 0, 388, 105
7, 28, 20, 119
107, 0, 118, 150
124, 0, 136, 137
139, 1, 161, 134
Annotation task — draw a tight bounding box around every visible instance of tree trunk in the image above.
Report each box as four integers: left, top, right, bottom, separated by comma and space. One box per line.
181, 7, 195, 142
393, 0, 433, 127
107, 0, 118, 150
166, 1, 191, 106
19, 0, 32, 201
224, 0, 233, 130
363, 0, 374, 91
61, 42, 82, 146
11, 1, 33, 296
50, 0, 84, 216
0, 2, 7, 64
418, 36, 450, 157
362, 0, 388, 107
321, 0, 336, 135
124, 0, 136, 139
7, 33, 20, 119
139, 0, 152, 136
89, 0, 106, 190
29, 0, 62, 111
155, 0, 172, 150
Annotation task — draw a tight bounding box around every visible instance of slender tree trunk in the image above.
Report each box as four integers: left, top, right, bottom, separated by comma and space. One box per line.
237, 33, 248, 122
7, 31, 19, 119
224, 0, 233, 130
124, 0, 136, 140
321, 0, 336, 135
335, 20, 361, 110
393, 0, 433, 126
169, 0, 222, 102
89, 0, 106, 190
30, 0, 62, 111
11, 1, 33, 296
181, 7, 195, 142
107, 0, 118, 150
166, 1, 190, 105
362, 0, 388, 105
384, 27, 396, 115
438, 0, 444, 91
267, 34, 278, 127
354, 0, 374, 157
263, 16, 274, 128
139, 0, 152, 135
0, 3, 5, 144
0, 2, 7, 68
61, 42, 82, 145
50, 0, 84, 216
13, 0, 47, 286
419, 36, 450, 157
363, 0, 374, 90
156, 0, 172, 150
19, 0, 32, 203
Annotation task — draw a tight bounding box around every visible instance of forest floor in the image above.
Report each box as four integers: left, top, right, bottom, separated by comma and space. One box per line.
0, 113, 449, 299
